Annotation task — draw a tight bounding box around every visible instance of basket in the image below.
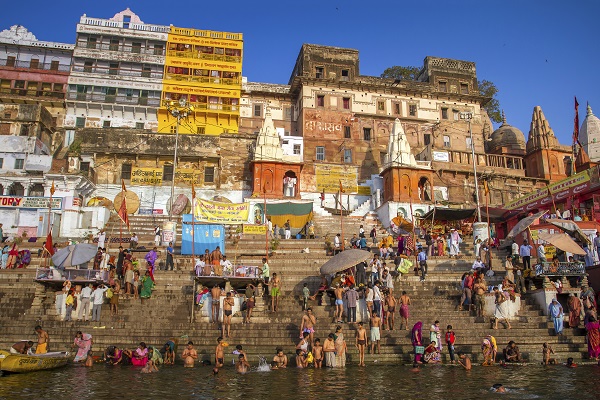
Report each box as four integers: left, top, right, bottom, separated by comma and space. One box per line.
415, 346, 425, 355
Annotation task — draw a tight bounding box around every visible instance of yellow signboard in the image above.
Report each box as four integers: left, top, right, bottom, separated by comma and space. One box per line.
167, 58, 242, 72
194, 199, 250, 224
175, 168, 203, 185
242, 225, 267, 235
168, 34, 243, 49
315, 164, 358, 193
549, 170, 590, 193
131, 167, 163, 186
357, 186, 372, 196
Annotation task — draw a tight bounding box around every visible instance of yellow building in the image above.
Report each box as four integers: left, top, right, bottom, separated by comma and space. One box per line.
159, 27, 243, 135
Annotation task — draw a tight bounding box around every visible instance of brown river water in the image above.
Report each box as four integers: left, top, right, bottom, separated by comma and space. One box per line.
1, 362, 599, 399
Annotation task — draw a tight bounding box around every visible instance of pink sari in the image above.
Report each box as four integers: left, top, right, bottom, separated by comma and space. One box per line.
131, 347, 148, 366
73, 333, 93, 362
586, 321, 600, 359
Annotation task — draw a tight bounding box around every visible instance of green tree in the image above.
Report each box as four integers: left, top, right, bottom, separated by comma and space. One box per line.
380, 66, 420, 81
478, 80, 501, 123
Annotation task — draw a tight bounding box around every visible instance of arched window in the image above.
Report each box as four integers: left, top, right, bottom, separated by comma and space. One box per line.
29, 183, 45, 197
8, 183, 24, 196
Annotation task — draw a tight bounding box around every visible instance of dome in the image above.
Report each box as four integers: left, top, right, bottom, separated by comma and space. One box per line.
487, 111, 526, 155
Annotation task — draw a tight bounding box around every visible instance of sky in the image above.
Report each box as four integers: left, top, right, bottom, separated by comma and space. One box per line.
1, 0, 598, 144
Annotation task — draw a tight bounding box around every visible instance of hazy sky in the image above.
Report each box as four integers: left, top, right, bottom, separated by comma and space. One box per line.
2, 0, 598, 143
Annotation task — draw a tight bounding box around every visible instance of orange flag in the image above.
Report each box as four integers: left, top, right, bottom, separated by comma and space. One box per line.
50, 180, 55, 196
118, 179, 130, 229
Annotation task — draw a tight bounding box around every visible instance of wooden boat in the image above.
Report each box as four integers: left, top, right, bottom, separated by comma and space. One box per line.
0, 350, 70, 373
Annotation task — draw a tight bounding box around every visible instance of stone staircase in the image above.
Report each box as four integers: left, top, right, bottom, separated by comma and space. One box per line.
0, 214, 590, 365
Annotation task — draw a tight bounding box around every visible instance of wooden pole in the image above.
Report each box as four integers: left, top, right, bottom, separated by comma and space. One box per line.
44, 183, 54, 267
264, 187, 268, 261
340, 189, 344, 251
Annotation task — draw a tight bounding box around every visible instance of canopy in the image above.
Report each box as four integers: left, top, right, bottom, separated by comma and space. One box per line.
538, 232, 586, 256
544, 219, 591, 245
256, 201, 313, 229
51, 244, 98, 269
506, 210, 547, 240
420, 208, 476, 221
319, 249, 372, 275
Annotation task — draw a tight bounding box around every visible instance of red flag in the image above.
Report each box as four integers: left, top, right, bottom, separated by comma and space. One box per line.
574, 97, 581, 147
45, 232, 54, 256
118, 180, 130, 229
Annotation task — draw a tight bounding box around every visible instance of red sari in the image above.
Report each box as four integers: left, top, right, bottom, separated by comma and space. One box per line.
586, 321, 600, 359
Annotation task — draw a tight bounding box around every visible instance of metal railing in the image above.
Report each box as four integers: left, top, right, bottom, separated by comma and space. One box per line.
35, 267, 109, 283
0, 58, 71, 72
164, 73, 240, 86
72, 64, 163, 79
165, 50, 241, 64
79, 16, 170, 33
535, 262, 586, 276
161, 99, 239, 112
67, 92, 160, 106
0, 87, 65, 99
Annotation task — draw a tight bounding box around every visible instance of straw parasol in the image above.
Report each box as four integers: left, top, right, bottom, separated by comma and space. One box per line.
320, 249, 372, 275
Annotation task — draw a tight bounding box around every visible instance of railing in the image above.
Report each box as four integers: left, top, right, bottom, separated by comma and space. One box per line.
72, 64, 163, 79
164, 73, 240, 86
76, 42, 166, 56
166, 50, 241, 64
35, 267, 109, 283
0, 87, 65, 99
161, 99, 238, 112
195, 266, 259, 278
535, 262, 586, 276
80, 16, 170, 33
67, 92, 160, 106
0, 58, 71, 72
170, 27, 242, 40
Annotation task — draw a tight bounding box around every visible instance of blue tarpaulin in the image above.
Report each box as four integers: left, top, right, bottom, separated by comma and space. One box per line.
181, 214, 225, 255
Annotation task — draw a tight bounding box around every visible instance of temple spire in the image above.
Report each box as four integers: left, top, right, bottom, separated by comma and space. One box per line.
385, 118, 417, 168
253, 108, 283, 161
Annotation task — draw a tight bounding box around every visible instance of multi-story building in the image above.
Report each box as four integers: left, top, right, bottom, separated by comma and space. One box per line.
64, 9, 169, 132
158, 26, 243, 135
0, 25, 73, 126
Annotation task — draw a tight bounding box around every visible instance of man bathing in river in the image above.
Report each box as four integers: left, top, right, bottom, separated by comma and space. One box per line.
182, 341, 198, 368
355, 322, 367, 366
236, 354, 250, 373
300, 308, 317, 346
215, 337, 226, 368
34, 325, 49, 354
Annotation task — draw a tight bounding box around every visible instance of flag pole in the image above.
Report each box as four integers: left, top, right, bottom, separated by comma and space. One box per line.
191, 181, 196, 263
264, 184, 268, 261
44, 181, 55, 267
339, 180, 344, 251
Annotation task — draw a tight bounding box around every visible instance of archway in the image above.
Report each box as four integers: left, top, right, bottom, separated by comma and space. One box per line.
397, 207, 407, 218
418, 176, 433, 202
8, 183, 24, 196
29, 183, 45, 197
283, 170, 297, 197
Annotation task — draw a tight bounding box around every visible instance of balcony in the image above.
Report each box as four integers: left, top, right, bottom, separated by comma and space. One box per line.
67, 92, 160, 106
161, 99, 238, 113
0, 87, 65, 99
0, 58, 71, 72
165, 50, 241, 64
76, 42, 166, 56
163, 73, 240, 86
72, 64, 163, 79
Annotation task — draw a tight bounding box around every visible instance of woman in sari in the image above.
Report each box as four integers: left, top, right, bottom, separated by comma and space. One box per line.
130, 342, 149, 366
423, 341, 441, 364
585, 316, 600, 360
481, 337, 494, 365
73, 331, 93, 362
333, 325, 347, 368
568, 293, 582, 328
412, 321, 423, 363
437, 238, 445, 257
429, 320, 442, 351
140, 270, 153, 299
6, 243, 18, 269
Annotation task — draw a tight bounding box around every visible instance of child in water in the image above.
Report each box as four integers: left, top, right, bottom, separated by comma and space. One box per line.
542, 343, 556, 365
85, 350, 94, 367
141, 359, 158, 373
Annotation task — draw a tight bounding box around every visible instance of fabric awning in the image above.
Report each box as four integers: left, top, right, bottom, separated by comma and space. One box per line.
538, 232, 586, 255
420, 207, 476, 221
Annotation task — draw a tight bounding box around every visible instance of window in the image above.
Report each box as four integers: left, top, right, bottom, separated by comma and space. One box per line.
316, 146, 325, 161
363, 127, 371, 141
123, 15, 131, 28
6, 56, 15, 67
29, 58, 39, 69
341, 69, 349, 81
14, 158, 24, 169
50, 60, 59, 71
409, 104, 417, 116
284, 107, 292, 120
0, 158, 3, 168
103, 120, 111, 128
80, 161, 90, 172
136, 122, 144, 129
344, 126, 351, 139
316, 95, 325, 107
344, 149, 352, 163
377, 101, 385, 111
460, 83, 469, 94
443, 135, 451, 147
466, 137, 473, 150
342, 97, 350, 110
204, 166, 215, 183
315, 66, 324, 79
197, 126, 205, 134
453, 110, 460, 121
293, 144, 301, 155
424, 133, 431, 146
441, 108, 448, 120
109, 63, 119, 75
20, 125, 29, 136
163, 165, 174, 181
439, 81, 447, 92
170, 125, 177, 134
86, 37, 97, 49
83, 61, 93, 73
132, 42, 142, 54
153, 44, 164, 56
253, 104, 262, 117
75, 117, 86, 128
109, 39, 119, 51
394, 103, 401, 115
142, 67, 151, 78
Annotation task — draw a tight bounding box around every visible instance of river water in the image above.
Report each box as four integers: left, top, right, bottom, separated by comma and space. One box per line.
1, 362, 599, 399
